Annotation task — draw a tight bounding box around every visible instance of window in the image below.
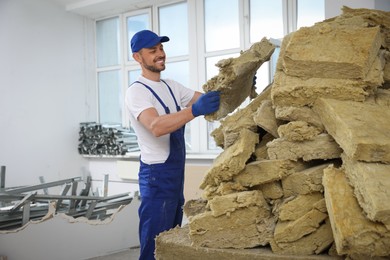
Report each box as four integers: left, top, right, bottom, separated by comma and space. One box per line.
204, 0, 240, 52
96, 17, 122, 125
297, 0, 325, 29
126, 13, 150, 61
250, 0, 284, 42
98, 70, 122, 124
95, 0, 325, 154
96, 17, 120, 67
159, 2, 188, 57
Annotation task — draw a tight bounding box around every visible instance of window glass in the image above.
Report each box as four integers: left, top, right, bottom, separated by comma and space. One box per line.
184, 126, 192, 151
250, 0, 284, 42
204, 0, 240, 52
297, 0, 325, 29
162, 61, 189, 88
255, 61, 270, 93
159, 2, 188, 57
98, 70, 122, 124
207, 121, 221, 150
96, 17, 120, 67
128, 69, 142, 86
127, 13, 150, 61
269, 45, 280, 80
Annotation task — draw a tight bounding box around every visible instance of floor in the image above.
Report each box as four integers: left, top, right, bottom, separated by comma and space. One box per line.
87, 247, 140, 260
87, 218, 188, 260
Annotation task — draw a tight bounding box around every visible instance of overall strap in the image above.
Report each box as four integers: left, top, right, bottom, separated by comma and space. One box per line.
161, 79, 181, 112
132, 81, 170, 114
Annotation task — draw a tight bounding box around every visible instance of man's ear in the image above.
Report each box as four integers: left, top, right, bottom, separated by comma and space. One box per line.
133, 52, 141, 63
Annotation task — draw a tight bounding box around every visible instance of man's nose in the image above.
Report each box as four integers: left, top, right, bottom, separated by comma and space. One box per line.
157, 49, 165, 56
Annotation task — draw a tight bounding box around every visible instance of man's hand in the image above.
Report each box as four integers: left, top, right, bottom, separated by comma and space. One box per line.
192, 91, 220, 117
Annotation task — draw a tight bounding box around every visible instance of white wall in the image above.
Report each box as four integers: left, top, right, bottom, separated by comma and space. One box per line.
375, 0, 390, 11
0, 0, 96, 188
0, 3, 141, 259
325, 0, 390, 18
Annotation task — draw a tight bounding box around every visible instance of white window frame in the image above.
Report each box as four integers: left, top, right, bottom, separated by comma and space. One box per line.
95, 15, 122, 125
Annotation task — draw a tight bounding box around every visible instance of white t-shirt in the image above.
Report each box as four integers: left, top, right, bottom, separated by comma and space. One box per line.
125, 76, 195, 164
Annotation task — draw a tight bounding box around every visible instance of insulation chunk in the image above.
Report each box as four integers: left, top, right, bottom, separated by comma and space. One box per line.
234, 159, 307, 187
313, 97, 390, 163
278, 193, 325, 221
203, 38, 275, 121
253, 99, 283, 138
338, 6, 390, 49
277, 121, 322, 142
202, 183, 238, 201
258, 181, 284, 200
188, 206, 273, 249
274, 106, 324, 130
270, 220, 334, 256
274, 208, 328, 243
200, 129, 259, 189
207, 190, 267, 217
267, 134, 342, 161
183, 199, 207, 218
272, 52, 383, 107
323, 166, 390, 256
271, 69, 375, 107
282, 25, 381, 79
253, 133, 274, 160
342, 153, 390, 228
282, 163, 333, 197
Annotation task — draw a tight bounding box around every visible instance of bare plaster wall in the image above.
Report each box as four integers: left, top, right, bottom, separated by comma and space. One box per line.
0, 0, 96, 188
325, 0, 390, 18
0, 199, 141, 260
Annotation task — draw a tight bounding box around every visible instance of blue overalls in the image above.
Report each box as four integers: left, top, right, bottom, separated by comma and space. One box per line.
134, 80, 185, 260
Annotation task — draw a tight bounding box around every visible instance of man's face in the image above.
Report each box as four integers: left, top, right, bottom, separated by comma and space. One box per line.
138, 43, 166, 73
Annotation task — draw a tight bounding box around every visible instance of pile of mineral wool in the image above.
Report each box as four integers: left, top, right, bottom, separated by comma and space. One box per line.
155, 6, 390, 260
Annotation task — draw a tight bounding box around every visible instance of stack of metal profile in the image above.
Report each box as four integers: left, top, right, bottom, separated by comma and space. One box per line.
0, 166, 134, 231
78, 122, 139, 156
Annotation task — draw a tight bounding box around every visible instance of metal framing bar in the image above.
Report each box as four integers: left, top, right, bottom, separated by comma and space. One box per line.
6, 177, 82, 194
21, 200, 31, 226
10, 193, 36, 212
56, 184, 71, 212
39, 176, 49, 195
0, 166, 5, 191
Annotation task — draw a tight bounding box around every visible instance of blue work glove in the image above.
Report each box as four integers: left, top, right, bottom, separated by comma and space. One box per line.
192, 91, 220, 117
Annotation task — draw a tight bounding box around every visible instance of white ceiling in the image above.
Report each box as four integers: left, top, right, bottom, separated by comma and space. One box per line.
49, 0, 174, 19
51, 0, 83, 6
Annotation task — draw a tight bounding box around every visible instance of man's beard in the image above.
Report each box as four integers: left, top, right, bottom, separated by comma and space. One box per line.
143, 63, 165, 73
142, 56, 165, 73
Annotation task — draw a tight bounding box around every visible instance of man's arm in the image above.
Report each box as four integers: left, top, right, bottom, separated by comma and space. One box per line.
138, 91, 219, 137
138, 106, 195, 137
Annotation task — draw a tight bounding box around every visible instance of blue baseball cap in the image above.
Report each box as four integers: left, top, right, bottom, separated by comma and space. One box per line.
130, 30, 170, 53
